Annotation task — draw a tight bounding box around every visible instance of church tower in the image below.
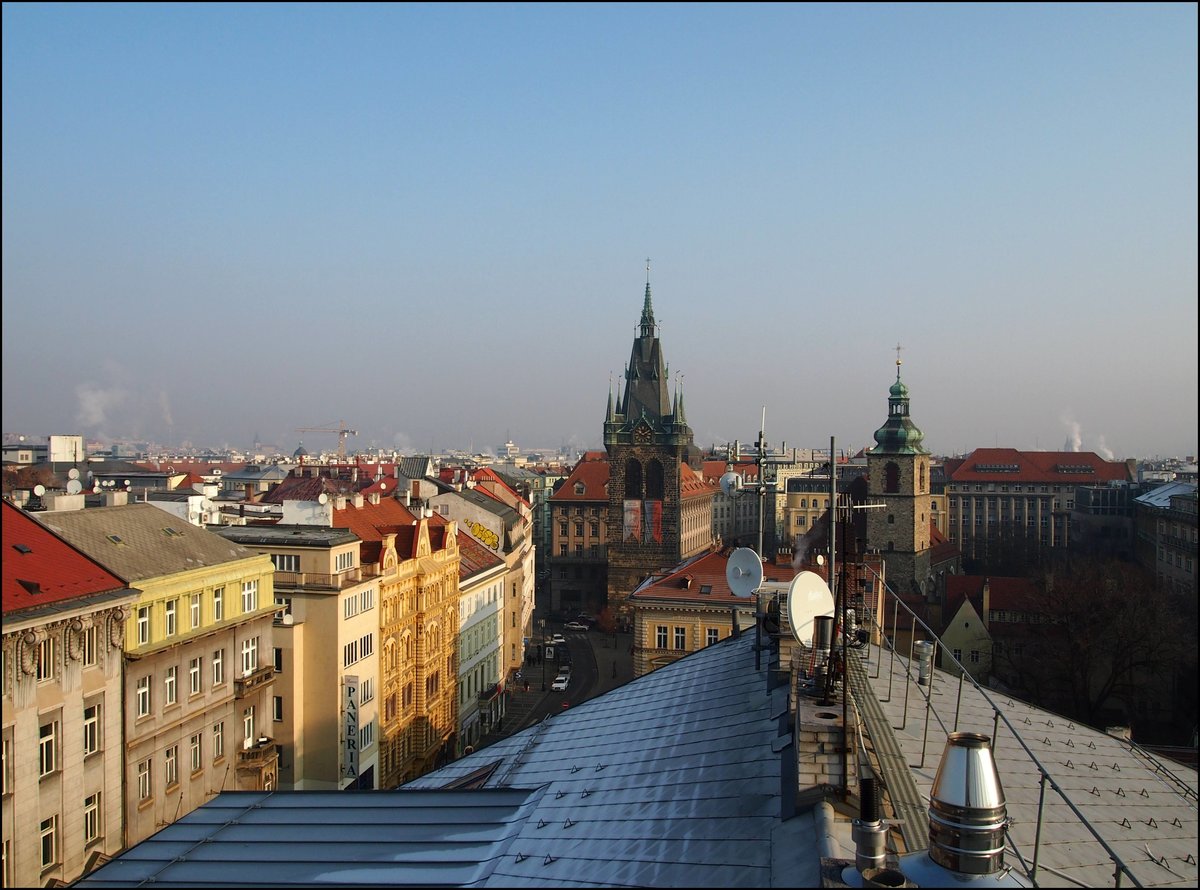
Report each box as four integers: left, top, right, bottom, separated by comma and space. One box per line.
603, 269, 710, 616
865, 352, 933, 598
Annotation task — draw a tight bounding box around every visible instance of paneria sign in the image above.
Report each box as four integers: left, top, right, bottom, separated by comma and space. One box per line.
343, 675, 359, 780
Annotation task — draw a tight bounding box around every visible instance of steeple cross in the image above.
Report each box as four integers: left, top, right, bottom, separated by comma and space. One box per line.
646, 257, 651, 284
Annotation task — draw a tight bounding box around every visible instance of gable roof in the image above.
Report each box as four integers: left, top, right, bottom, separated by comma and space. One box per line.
551, 458, 609, 502
2, 501, 127, 615
32, 503, 260, 583
630, 547, 798, 604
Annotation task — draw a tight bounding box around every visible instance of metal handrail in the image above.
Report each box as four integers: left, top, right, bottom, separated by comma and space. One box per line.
861, 567, 1145, 888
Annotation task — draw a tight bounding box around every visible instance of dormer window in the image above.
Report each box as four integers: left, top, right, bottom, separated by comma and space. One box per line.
574, 482, 585, 495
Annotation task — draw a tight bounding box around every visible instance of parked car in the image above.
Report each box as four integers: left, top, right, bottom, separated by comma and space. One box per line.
551, 675, 569, 692
550, 633, 567, 645
564, 621, 589, 632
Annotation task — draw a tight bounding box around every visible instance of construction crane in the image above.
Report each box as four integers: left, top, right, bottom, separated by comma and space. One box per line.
296, 420, 358, 461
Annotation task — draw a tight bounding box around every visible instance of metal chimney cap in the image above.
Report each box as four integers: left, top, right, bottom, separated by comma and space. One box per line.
928, 732, 1009, 875
930, 732, 1005, 811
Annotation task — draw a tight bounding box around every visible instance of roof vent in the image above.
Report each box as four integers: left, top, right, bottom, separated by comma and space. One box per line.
927, 732, 1009, 875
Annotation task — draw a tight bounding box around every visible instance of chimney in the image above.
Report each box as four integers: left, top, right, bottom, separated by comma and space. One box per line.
369, 492, 380, 505
352, 493, 364, 508
927, 733, 1008, 875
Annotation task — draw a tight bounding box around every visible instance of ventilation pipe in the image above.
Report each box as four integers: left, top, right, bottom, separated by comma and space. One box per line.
915, 640, 935, 686
853, 777, 888, 875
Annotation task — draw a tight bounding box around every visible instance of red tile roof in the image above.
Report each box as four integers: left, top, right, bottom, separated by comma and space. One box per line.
2, 502, 126, 614
551, 460, 610, 502
944, 449, 1133, 484
630, 547, 799, 604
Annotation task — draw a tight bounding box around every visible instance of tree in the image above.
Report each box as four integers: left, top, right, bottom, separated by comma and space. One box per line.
992, 556, 1195, 741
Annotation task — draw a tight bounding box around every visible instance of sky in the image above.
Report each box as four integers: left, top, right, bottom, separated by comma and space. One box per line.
3, 3, 1197, 461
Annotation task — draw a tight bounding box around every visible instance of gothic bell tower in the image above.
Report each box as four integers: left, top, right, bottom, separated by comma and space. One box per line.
603, 268, 705, 615
865, 351, 933, 598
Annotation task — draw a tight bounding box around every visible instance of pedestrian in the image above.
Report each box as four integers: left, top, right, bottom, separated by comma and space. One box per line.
524, 680, 530, 693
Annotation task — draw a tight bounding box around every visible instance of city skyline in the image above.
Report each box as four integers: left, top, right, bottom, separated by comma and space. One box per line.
3, 4, 1196, 460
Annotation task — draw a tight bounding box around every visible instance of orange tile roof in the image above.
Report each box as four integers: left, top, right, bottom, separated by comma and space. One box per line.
3, 502, 126, 614
551, 460, 610, 502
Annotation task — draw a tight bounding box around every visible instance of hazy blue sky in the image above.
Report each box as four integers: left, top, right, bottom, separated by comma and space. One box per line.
4, 3, 1196, 460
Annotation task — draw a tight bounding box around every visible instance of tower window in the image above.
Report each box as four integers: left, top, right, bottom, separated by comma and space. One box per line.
884, 463, 900, 494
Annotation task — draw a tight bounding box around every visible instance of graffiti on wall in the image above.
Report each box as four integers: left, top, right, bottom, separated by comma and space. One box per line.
468, 520, 500, 550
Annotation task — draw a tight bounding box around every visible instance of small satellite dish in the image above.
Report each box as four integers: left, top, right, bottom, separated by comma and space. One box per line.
815, 554, 825, 566
726, 547, 764, 598
123, 479, 131, 487
66, 480, 83, 495
379, 483, 387, 492
719, 470, 743, 497
68, 468, 80, 480
787, 571, 835, 647
33, 484, 46, 496
318, 493, 329, 505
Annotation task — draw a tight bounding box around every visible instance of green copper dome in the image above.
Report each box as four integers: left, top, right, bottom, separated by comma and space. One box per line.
871, 362, 927, 455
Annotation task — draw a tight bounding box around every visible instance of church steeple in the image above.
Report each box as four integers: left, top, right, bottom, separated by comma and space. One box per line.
871, 347, 927, 455
639, 258, 656, 339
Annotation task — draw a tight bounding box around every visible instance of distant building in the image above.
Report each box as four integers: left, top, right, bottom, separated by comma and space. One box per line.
1134, 481, 1198, 595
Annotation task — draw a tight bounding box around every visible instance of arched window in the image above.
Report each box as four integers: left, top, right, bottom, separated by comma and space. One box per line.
884, 462, 900, 494
919, 464, 926, 493
646, 459, 664, 499
625, 459, 643, 499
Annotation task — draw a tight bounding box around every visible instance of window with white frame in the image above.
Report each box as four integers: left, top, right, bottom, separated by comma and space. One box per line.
39, 720, 58, 777
343, 639, 359, 667
213, 587, 224, 621
359, 722, 373, 750
40, 815, 57, 869
83, 703, 100, 756
136, 675, 151, 717
164, 745, 178, 788
271, 553, 299, 572
360, 633, 373, 658
241, 637, 258, 677
344, 596, 359, 620
243, 707, 255, 743
137, 606, 150, 645
360, 676, 374, 704
273, 696, 283, 722
164, 666, 177, 706
241, 580, 258, 613
213, 648, 225, 685
82, 625, 99, 667
335, 550, 355, 572
36, 636, 56, 681
674, 627, 686, 651
213, 722, 224, 760
656, 626, 668, 648
84, 792, 101, 845
2, 733, 12, 796
970, 650, 981, 664
190, 657, 202, 695
190, 733, 202, 772
164, 599, 177, 636
706, 628, 720, 646
360, 588, 374, 612
137, 758, 151, 800
190, 593, 201, 629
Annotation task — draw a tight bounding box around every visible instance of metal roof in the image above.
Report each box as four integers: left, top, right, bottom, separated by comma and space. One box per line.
78, 633, 819, 887
1135, 481, 1197, 509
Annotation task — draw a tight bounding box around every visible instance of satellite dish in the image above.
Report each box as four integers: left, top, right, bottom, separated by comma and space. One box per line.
318, 493, 329, 505
815, 554, 825, 566
719, 470, 743, 497
33, 484, 46, 496
787, 571, 835, 647
68, 468, 80, 480
726, 547, 764, 598
123, 479, 131, 487
67, 480, 83, 495
379, 483, 387, 492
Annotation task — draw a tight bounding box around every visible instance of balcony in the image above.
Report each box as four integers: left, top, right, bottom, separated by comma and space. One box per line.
237, 737, 278, 769
272, 567, 364, 590
234, 664, 275, 698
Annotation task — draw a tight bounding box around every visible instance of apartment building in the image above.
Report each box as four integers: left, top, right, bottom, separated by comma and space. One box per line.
453, 532, 506, 754
215, 525, 381, 790
1134, 481, 1198, 595
2, 502, 138, 888
546, 453, 611, 617
33, 503, 277, 849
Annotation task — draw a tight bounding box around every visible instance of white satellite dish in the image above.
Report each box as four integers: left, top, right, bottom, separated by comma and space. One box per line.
33, 484, 46, 496
719, 470, 743, 497
379, 483, 387, 492
317, 493, 329, 505
67, 468, 80, 480
787, 571, 835, 647
66, 480, 83, 495
726, 547, 764, 598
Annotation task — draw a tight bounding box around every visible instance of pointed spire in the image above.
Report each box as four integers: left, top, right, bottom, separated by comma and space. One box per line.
639, 257, 655, 338
606, 375, 615, 421
677, 373, 687, 424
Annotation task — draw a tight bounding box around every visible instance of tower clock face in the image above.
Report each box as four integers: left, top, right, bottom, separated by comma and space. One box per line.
634, 424, 652, 444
